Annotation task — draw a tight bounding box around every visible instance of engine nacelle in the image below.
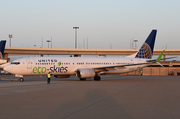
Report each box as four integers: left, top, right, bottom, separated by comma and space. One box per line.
54, 75, 70, 78
77, 69, 95, 78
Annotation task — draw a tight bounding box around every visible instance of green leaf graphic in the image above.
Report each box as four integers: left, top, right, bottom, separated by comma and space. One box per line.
58, 61, 61, 66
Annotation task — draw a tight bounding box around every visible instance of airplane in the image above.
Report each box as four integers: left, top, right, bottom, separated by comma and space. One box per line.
0, 40, 7, 64
3, 30, 167, 82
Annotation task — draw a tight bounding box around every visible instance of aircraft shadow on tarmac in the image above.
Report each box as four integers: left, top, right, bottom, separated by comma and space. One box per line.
46, 90, 133, 119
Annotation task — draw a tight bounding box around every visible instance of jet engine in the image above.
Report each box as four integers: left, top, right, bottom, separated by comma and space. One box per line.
77, 69, 96, 78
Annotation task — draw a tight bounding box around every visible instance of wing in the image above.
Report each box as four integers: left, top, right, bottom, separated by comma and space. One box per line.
90, 62, 150, 72
147, 57, 177, 63
146, 50, 176, 63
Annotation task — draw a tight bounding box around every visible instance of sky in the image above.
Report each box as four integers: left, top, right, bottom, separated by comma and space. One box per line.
0, 0, 180, 49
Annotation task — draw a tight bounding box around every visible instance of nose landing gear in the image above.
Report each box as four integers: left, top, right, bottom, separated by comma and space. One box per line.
19, 78, 24, 82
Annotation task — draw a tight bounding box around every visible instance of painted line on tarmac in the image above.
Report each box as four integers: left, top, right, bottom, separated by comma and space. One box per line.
0, 78, 19, 81
0, 88, 9, 90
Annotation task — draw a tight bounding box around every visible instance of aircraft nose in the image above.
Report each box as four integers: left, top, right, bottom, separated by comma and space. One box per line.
4, 65, 11, 73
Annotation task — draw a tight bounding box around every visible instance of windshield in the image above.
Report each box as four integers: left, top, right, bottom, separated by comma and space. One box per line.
11, 62, 20, 65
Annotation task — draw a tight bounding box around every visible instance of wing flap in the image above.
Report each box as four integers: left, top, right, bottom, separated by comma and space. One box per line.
105, 67, 116, 70
115, 66, 125, 69
94, 68, 107, 72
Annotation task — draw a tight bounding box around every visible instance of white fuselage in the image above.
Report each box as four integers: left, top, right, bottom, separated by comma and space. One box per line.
4, 57, 149, 77
0, 59, 7, 65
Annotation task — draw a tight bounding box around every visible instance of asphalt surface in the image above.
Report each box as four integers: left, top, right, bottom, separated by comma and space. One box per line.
0, 75, 180, 119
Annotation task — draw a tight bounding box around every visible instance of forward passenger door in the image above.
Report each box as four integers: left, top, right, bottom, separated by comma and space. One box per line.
27, 59, 32, 69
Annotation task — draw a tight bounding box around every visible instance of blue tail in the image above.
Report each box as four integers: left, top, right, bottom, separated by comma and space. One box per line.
0, 40, 6, 59
135, 30, 157, 59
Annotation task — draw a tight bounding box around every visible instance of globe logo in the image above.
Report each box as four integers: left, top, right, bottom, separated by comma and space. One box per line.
136, 43, 152, 59
0, 52, 2, 59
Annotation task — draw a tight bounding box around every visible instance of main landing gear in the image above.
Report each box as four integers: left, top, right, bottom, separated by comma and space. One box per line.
80, 78, 86, 81
19, 78, 24, 82
79, 75, 101, 81
94, 75, 101, 81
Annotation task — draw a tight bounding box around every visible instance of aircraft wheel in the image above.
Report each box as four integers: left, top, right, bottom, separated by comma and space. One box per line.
80, 78, 86, 81
94, 75, 101, 81
20, 78, 24, 82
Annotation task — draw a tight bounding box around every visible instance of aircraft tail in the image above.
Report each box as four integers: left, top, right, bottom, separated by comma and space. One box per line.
135, 30, 157, 59
0, 40, 6, 59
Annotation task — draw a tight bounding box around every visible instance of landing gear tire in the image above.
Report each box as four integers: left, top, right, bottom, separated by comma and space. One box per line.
94, 75, 101, 81
19, 78, 24, 82
80, 78, 86, 81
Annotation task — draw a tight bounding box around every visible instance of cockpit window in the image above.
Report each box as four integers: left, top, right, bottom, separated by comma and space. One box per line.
11, 62, 20, 65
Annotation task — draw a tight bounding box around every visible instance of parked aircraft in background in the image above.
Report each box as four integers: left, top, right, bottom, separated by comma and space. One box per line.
4, 30, 168, 82
0, 40, 7, 64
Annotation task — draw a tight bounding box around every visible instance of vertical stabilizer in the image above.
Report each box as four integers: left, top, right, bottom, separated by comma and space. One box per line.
135, 30, 157, 59
0, 40, 6, 59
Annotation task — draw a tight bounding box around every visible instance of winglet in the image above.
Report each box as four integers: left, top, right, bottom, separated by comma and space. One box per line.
156, 50, 165, 62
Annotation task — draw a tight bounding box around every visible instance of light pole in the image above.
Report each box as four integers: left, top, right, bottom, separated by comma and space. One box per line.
73, 27, 79, 49
47, 40, 51, 57
51, 36, 52, 48
41, 37, 43, 48
9, 34, 13, 47
133, 39, 138, 49
46, 40, 51, 48
87, 38, 88, 49
34, 45, 36, 57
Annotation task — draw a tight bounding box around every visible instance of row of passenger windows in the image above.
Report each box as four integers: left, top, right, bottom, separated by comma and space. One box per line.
61, 63, 70, 65
11, 62, 134, 65
77, 62, 134, 65
116, 63, 134, 65
34, 62, 134, 65
35, 63, 55, 65
77, 63, 112, 65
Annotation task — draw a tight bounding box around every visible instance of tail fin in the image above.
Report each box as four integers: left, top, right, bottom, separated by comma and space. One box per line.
135, 30, 157, 59
0, 40, 6, 59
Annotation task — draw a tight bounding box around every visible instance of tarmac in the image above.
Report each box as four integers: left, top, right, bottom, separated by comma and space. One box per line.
0, 75, 180, 119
